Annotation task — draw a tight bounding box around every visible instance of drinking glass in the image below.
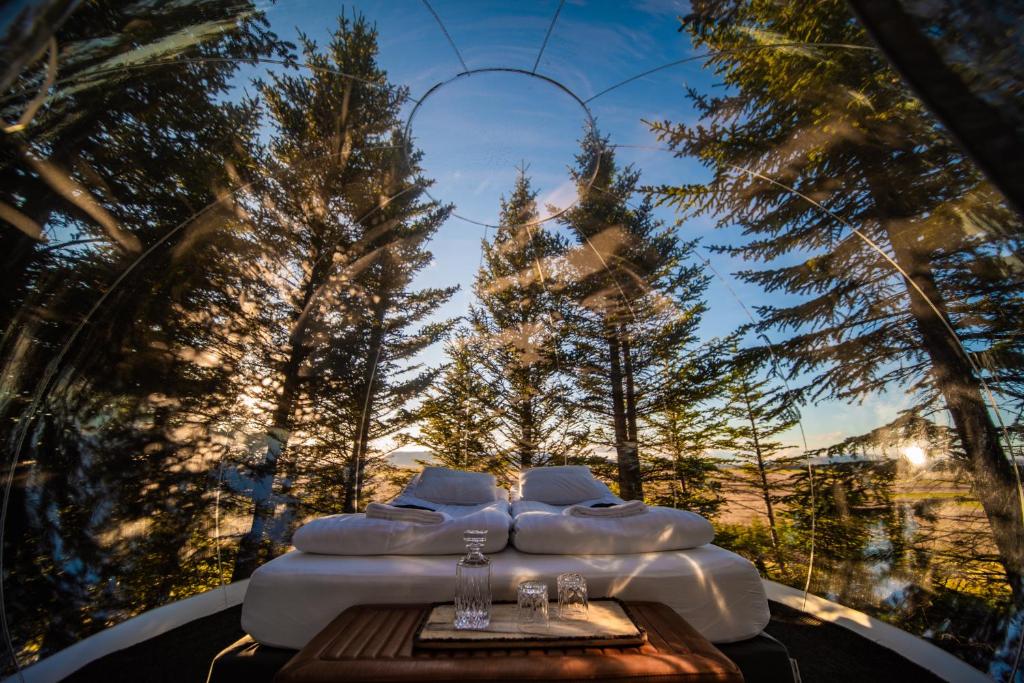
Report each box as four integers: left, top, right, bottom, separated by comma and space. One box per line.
557, 572, 588, 620
516, 580, 549, 629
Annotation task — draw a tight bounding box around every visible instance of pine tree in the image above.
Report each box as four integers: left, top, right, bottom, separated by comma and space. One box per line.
718, 356, 800, 573
784, 460, 896, 577
0, 0, 290, 328
559, 129, 711, 500
338, 151, 458, 511
0, 0, 290, 664
407, 330, 501, 473
470, 170, 586, 470
650, 0, 1024, 597
644, 340, 733, 516
229, 15, 455, 579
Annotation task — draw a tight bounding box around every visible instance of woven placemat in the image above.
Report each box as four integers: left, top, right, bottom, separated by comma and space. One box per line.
415, 599, 646, 650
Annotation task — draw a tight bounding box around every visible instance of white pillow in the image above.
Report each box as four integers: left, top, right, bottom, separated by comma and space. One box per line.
412, 466, 497, 505
519, 466, 609, 505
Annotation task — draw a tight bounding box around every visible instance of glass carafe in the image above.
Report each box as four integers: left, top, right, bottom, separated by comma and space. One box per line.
454, 529, 491, 629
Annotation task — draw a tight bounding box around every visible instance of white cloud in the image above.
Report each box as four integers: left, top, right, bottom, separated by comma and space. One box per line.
538, 178, 578, 218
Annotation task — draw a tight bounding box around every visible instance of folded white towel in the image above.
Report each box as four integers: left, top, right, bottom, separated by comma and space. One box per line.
365, 502, 449, 524
565, 500, 649, 518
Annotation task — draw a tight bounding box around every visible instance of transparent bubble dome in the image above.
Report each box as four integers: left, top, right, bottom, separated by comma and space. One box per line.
1, 1, 1022, 680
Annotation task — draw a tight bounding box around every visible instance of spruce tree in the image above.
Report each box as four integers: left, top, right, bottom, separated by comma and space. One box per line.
229, 15, 455, 579
783, 460, 896, 580
338, 149, 458, 511
407, 330, 501, 473
0, 0, 290, 663
470, 170, 586, 470
718, 356, 800, 573
644, 340, 733, 516
650, 0, 1024, 597
0, 0, 290, 328
559, 129, 711, 500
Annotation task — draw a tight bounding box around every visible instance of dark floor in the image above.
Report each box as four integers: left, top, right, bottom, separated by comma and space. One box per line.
763, 602, 945, 683
62, 601, 952, 683
64, 605, 245, 683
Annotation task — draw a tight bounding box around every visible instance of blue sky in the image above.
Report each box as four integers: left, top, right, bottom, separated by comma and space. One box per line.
239, 0, 912, 453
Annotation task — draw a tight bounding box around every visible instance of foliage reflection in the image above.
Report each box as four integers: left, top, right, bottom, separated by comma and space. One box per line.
0, 0, 1022, 679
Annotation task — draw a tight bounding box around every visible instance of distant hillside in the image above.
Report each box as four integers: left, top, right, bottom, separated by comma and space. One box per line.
387, 449, 436, 469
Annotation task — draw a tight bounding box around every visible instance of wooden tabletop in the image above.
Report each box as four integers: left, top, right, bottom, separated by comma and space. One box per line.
274, 601, 743, 683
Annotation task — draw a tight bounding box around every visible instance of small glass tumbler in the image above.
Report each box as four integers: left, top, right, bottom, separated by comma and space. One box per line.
516, 580, 549, 629
557, 572, 588, 620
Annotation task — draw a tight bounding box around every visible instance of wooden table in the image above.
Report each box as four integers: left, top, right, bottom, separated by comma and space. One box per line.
273, 601, 744, 683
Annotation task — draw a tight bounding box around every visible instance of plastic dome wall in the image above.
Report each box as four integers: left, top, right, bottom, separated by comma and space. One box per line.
1, 0, 1022, 680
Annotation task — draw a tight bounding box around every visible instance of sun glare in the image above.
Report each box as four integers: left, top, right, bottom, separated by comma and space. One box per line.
902, 445, 927, 467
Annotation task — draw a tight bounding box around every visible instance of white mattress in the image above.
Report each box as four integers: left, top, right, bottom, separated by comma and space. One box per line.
241, 545, 770, 649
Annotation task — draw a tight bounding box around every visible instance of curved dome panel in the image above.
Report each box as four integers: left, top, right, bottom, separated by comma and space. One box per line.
1, 1, 1022, 680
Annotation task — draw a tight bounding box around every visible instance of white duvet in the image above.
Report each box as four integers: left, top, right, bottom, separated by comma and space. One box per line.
511, 499, 715, 554
292, 495, 511, 555
242, 545, 770, 648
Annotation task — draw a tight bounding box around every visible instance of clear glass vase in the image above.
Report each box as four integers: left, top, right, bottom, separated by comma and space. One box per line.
454, 529, 491, 630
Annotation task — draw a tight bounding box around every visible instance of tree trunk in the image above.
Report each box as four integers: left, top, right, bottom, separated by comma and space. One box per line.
608, 330, 642, 500
345, 303, 386, 513
744, 388, 784, 571
231, 361, 301, 580
0, 228, 41, 328
231, 254, 323, 580
1, 118, 94, 326
670, 417, 685, 507
865, 156, 1024, 598
621, 327, 644, 499
890, 232, 1022, 597
339, 457, 356, 513
676, 455, 689, 506
519, 395, 535, 469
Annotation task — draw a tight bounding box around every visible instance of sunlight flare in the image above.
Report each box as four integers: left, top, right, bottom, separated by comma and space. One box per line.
902, 444, 927, 467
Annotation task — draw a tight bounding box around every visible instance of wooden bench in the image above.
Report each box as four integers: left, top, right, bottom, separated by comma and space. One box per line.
272, 601, 744, 682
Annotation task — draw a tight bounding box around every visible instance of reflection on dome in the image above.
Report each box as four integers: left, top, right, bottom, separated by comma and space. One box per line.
1, 1, 1022, 681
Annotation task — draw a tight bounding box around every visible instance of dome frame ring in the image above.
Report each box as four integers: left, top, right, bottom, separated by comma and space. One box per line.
402, 66, 601, 230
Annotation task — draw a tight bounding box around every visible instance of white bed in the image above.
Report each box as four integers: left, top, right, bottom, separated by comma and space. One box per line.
241, 545, 771, 649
